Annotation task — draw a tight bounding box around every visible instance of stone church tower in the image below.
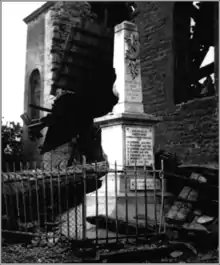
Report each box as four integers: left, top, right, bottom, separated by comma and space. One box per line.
23, 2, 55, 163
22, 2, 90, 165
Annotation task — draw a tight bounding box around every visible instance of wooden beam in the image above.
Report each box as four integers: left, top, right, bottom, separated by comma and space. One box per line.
29, 104, 52, 113
28, 122, 45, 130
189, 4, 199, 21
190, 62, 214, 83
20, 113, 31, 126
199, 62, 214, 80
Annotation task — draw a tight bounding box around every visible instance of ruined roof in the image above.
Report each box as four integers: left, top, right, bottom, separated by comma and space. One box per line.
23, 1, 56, 24
23, 1, 132, 25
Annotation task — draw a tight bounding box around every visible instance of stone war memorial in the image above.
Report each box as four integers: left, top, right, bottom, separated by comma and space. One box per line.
89, 21, 162, 224
20, 1, 166, 240
21, 1, 218, 231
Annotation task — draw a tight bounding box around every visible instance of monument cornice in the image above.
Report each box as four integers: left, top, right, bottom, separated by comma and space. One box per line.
95, 112, 162, 127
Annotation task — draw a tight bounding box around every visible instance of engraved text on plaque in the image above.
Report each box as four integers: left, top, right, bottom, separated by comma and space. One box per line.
125, 126, 154, 166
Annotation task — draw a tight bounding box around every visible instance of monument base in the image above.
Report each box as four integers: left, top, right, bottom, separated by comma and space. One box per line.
95, 112, 161, 166
86, 172, 162, 228
84, 112, 163, 236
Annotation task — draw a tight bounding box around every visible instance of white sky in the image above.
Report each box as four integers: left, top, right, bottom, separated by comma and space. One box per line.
2, 2, 45, 124
1, 2, 214, 124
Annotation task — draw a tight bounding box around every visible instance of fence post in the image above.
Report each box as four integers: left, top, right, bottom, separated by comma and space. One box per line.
13, 162, 21, 230
159, 159, 165, 234
26, 162, 32, 227
152, 163, 157, 233
65, 163, 70, 239
20, 162, 27, 232
95, 161, 99, 244
134, 161, 138, 243
115, 161, 118, 243
73, 164, 78, 240
105, 160, 109, 244
49, 158, 55, 243
82, 156, 87, 240
42, 162, 48, 241
57, 162, 62, 238
144, 160, 148, 238
2, 167, 9, 228
124, 166, 129, 243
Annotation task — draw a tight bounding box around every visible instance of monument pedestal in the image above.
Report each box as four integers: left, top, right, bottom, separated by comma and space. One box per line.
87, 21, 162, 227
94, 112, 161, 197
94, 21, 161, 197
88, 112, 162, 227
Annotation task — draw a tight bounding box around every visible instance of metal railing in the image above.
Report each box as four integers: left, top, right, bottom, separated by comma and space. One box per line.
2, 160, 166, 245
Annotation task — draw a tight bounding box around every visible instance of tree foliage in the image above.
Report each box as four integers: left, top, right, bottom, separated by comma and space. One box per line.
1, 120, 23, 171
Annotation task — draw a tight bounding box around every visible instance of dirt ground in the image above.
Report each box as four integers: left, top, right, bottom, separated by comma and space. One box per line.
2, 192, 218, 263
2, 233, 218, 263
1, 235, 79, 263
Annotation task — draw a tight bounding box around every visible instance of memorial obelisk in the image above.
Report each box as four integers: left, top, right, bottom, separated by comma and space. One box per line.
86, 22, 161, 225
95, 21, 161, 182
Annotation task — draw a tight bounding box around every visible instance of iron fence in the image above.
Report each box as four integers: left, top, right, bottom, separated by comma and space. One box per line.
1, 159, 167, 243
2, 160, 167, 245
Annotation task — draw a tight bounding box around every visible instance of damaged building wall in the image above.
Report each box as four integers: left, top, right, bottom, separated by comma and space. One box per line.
214, 6, 219, 95
135, 2, 218, 165
45, 1, 97, 96
23, 2, 94, 167
42, 1, 115, 169
23, 2, 218, 166
23, 1, 114, 168
42, 2, 92, 169
23, 8, 47, 162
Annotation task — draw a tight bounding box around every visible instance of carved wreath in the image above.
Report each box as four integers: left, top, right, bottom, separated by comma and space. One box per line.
125, 32, 141, 80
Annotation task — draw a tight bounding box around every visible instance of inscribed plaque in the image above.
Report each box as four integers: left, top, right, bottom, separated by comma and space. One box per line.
125, 126, 154, 166
130, 178, 161, 191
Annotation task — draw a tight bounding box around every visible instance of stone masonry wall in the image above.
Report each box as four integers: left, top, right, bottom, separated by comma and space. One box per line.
24, 2, 112, 168
47, 1, 94, 95
23, 12, 46, 162
135, 2, 218, 165
42, 1, 97, 169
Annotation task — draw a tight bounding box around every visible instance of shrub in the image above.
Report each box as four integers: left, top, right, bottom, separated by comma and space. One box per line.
1, 120, 24, 171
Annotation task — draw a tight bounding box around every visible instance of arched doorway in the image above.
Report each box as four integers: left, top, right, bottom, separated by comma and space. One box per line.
29, 69, 41, 120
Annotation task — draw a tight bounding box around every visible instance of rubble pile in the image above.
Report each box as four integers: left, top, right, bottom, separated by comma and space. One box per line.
83, 163, 219, 263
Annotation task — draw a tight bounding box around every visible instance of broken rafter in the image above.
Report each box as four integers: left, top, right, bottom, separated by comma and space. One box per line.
28, 121, 44, 128
20, 113, 31, 126
198, 62, 214, 80
189, 39, 209, 69
28, 114, 56, 130
189, 62, 214, 84
29, 104, 52, 113
189, 4, 199, 21
193, 3, 215, 46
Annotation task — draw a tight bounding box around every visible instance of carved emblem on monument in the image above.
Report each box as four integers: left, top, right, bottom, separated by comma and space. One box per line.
125, 32, 141, 80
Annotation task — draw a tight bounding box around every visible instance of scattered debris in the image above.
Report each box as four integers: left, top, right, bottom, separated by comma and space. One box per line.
2, 164, 218, 263
197, 215, 215, 224
170, 250, 183, 258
